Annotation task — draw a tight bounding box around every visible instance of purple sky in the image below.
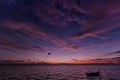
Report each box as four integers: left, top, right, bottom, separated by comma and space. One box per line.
0, 0, 120, 64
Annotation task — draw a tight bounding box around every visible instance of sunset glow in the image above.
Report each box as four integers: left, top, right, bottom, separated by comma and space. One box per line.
0, 0, 120, 65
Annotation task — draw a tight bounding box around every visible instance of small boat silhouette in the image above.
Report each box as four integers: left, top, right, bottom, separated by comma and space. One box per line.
86, 72, 100, 78
85, 71, 102, 80
80, 71, 101, 79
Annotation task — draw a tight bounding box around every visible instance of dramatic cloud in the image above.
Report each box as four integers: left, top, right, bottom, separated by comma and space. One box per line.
0, 20, 67, 52
0, 0, 120, 62
2, 20, 66, 44
71, 0, 120, 39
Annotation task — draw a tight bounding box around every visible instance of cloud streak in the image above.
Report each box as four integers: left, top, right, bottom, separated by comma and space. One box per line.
0, 0, 120, 62
63, 44, 95, 51
70, 57, 120, 64
104, 51, 120, 56
0, 20, 68, 52
0, 36, 45, 52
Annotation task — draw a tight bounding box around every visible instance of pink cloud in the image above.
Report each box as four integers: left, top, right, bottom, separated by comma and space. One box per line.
1, 20, 67, 46
0, 34, 45, 52
0, 35, 29, 51
63, 44, 95, 51
0, 20, 70, 52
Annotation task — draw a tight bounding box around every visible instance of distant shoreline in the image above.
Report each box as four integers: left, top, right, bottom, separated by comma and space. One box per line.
0, 63, 120, 66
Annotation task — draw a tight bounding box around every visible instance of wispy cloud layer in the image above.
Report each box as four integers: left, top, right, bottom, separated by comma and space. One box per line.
0, 0, 120, 61
0, 20, 67, 52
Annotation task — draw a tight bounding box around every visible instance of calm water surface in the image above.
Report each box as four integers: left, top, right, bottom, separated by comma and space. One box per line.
0, 65, 120, 80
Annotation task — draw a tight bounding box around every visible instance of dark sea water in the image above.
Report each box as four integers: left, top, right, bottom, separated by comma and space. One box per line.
0, 65, 120, 80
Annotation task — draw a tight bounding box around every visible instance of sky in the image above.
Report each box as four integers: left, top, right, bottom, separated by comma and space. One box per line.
0, 0, 120, 64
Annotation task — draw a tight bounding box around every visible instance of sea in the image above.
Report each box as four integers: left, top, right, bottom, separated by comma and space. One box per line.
0, 65, 120, 80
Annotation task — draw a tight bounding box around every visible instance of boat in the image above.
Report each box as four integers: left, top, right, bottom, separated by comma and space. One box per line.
85, 71, 102, 80
86, 71, 100, 78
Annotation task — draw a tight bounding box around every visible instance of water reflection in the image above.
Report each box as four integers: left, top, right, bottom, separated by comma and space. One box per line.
0, 65, 120, 80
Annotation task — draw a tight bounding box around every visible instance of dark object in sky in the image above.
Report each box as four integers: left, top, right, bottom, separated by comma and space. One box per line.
86, 72, 100, 78
48, 52, 51, 55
